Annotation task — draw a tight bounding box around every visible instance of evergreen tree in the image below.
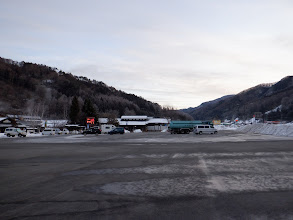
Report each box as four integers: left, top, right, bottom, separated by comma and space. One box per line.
69, 96, 80, 124
81, 99, 98, 125
82, 99, 97, 117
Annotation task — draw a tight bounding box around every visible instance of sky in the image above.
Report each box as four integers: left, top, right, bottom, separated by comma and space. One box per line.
1, 0, 293, 109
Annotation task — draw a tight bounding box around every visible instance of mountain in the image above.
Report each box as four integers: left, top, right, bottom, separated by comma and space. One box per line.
183, 95, 235, 112
0, 57, 192, 123
182, 76, 293, 121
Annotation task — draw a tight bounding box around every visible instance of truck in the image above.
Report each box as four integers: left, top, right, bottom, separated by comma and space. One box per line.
169, 121, 212, 134
100, 124, 116, 134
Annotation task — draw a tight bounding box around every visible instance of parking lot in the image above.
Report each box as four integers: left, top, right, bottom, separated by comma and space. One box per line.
1, 131, 293, 219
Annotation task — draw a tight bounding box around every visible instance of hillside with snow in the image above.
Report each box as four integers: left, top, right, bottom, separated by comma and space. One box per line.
182, 76, 293, 121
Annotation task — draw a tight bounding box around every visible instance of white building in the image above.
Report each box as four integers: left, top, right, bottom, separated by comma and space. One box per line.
146, 118, 169, 131
116, 115, 169, 131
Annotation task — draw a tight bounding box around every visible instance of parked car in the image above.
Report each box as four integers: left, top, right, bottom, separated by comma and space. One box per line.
108, 127, 125, 135
55, 128, 62, 135
193, 125, 217, 135
61, 128, 69, 135
42, 128, 55, 135
4, 127, 27, 137
83, 128, 101, 135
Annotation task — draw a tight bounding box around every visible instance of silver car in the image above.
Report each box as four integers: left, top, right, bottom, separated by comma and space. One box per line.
193, 125, 217, 135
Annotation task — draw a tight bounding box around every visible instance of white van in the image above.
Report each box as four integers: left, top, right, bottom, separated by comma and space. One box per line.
42, 128, 55, 135
5, 128, 27, 137
193, 125, 217, 135
100, 124, 116, 134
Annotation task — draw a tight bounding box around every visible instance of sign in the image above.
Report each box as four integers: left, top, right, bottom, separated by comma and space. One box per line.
212, 120, 221, 125
86, 117, 95, 125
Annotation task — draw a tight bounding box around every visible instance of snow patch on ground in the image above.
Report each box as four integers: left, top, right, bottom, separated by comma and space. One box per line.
84, 177, 209, 197
214, 125, 238, 130
133, 129, 142, 133
238, 123, 293, 137
64, 164, 201, 176
76, 151, 293, 198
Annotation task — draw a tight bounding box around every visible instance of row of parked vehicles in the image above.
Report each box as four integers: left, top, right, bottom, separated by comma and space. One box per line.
83, 127, 125, 135
169, 121, 218, 134
3, 127, 71, 137
4, 121, 216, 138
42, 128, 70, 135
4, 126, 126, 138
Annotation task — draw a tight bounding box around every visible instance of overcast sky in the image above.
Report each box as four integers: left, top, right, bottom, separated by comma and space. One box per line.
1, 0, 293, 109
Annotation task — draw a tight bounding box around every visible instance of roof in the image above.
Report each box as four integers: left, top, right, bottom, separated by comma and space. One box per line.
147, 118, 169, 124
7, 115, 41, 120
41, 120, 68, 127
119, 121, 147, 126
118, 117, 169, 126
121, 115, 148, 120
98, 118, 109, 124
65, 124, 81, 127
170, 121, 203, 124
0, 124, 12, 128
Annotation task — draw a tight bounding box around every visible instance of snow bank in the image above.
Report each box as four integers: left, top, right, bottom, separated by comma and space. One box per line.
124, 129, 131, 133
237, 123, 293, 137
161, 129, 168, 133
133, 129, 142, 133
27, 133, 43, 138
214, 125, 239, 130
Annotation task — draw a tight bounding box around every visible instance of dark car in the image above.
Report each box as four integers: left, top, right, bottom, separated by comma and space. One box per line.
108, 127, 125, 135
83, 128, 101, 135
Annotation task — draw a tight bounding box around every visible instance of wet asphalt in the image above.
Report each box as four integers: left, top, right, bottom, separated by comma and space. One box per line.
0, 131, 293, 220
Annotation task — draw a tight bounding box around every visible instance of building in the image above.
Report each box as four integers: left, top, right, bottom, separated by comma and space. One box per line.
116, 115, 169, 132
146, 118, 169, 131
0, 117, 15, 133
118, 116, 148, 131
41, 120, 68, 128
7, 115, 42, 131
98, 118, 109, 124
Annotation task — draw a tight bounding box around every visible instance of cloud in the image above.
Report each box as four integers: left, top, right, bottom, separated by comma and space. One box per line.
1, 0, 293, 108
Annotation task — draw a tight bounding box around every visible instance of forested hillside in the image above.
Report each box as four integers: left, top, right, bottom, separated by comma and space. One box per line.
182, 76, 293, 121
0, 57, 192, 123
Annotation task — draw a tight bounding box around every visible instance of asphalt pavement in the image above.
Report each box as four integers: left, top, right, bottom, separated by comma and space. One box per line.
0, 131, 293, 219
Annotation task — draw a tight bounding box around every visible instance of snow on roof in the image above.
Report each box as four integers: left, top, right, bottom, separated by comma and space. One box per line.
265, 105, 282, 115
7, 115, 41, 120
121, 115, 148, 120
119, 121, 147, 126
0, 117, 7, 121
0, 124, 12, 127
41, 120, 68, 127
147, 118, 169, 124
98, 118, 109, 124
118, 118, 169, 126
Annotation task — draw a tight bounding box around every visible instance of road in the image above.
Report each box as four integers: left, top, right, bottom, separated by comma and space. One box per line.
0, 131, 293, 219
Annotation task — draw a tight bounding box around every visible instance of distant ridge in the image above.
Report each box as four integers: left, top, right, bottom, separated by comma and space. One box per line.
182, 76, 293, 121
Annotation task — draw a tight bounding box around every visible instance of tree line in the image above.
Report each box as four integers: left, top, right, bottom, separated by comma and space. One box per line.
0, 57, 192, 123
